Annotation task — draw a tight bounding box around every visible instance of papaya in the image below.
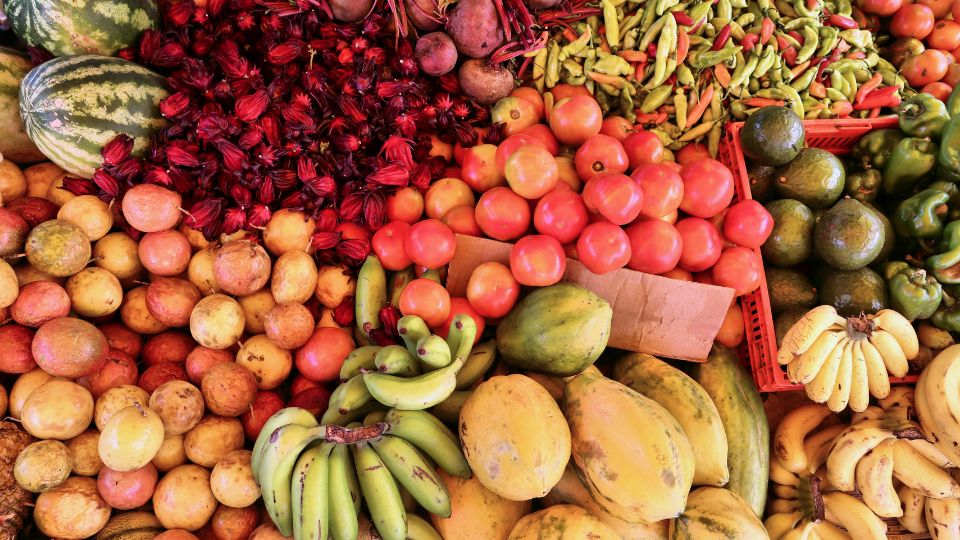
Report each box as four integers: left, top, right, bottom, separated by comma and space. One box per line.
496, 283, 612, 376
459, 375, 571, 501
430, 469, 531, 540
669, 487, 769, 539
507, 505, 619, 540
523, 372, 566, 402
564, 370, 694, 523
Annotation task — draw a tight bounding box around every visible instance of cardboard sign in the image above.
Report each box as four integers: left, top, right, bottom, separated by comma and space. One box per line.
445, 235, 735, 362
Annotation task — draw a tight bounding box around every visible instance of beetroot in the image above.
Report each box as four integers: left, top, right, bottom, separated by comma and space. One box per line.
32, 317, 109, 378
416, 32, 459, 76
329, 0, 373, 21
405, 0, 443, 30
459, 59, 516, 105
446, 0, 505, 58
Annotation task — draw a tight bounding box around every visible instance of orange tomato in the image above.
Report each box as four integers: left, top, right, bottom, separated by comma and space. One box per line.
547, 83, 592, 103
386, 187, 424, 224
510, 86, 545, 120
548, 96, 603, 146
920, 0, 952, 17
504, 146, 559, 199
715, 302, 745, 348
943, 63, 960, 86
509, 235, 567, 286
928, 20, 960, 51
954, 0, 960, 26
296, 327, 355, 382
901, 49, 951, 87
461, 144, 506, 192
922, 81, 954, 100
554, 156, 582, 192
441, 205, 482, 236
491, 97, 540, 136
398, 278, 451, 328
890, 4, 936, 39
424, 178, 475, 220
599, 116, 635, 141
466, 262, 520, 319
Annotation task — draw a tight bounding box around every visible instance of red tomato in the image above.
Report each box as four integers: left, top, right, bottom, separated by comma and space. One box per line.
582, 172, 644, 225
576, 221, 631, 275
491, 97, 540, 136
549, 96, 603, 146
711, 247, 762, 296
928, 20, 960, 51
600, 116, 634, 141
675, 217, 723, 272
509, 235, 567, 286
723, 200, 774, 248
923, 81, 954, 101
424, 178, 475, 220
679, 158, 735, 218
372, 221, 412, 270
661, 267, 693, 281
555, 156, 582, 192
622, 130, 665, 169
658, 210, 679, 224
902, 49, 951, 87
441, 205, 483, 236
474, 187, 531, 241
495, 134, 546, 173
386, 187, 423, 224
631, 163, 684, 219
462, 144, 506, 192
548, 83, 592, 103
944, 63, 960, 87
404, 219, 456, 269
920, 0, 953, 18
520, 124, 561, 156
624, 220, 683, 274
891, 4, 935, 39
534, 190, 590, 244
858, 0, 903, 15
510, 86, 545, 120
435, 297, 486, 343
676, 143, 710, 164
296, 327, 354, 382
466, 262, 520, 318
575, 134, 630, 181
505, 146, 559, 199
398, 278, 451, 328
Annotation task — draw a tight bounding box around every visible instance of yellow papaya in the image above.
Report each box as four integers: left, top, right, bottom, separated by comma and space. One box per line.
507, 505, 619, 540
565, 370, 694, 523
430, 469, 531, 540
459, 374, 571, 501
669, 487, 769, 539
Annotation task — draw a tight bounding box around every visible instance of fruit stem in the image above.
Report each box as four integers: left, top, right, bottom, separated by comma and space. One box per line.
845, 314, 875, 340
809, 475, 825, 523
322, 422, 388, 444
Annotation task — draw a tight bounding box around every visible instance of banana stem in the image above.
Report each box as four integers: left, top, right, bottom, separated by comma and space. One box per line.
846, 315, 876, 340
322, 422, 389, 444
809, 475, 825, 522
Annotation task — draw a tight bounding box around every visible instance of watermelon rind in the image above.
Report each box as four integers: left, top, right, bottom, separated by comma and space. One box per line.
0, 46, 45, 164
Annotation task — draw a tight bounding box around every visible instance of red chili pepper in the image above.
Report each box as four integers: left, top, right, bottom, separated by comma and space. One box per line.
854, 87, 901, 110
677, 31, 690, 64
760, 18, 775, 45
744, 97, 786, 107
686, 84, 715, 126
647, 43, 658, 56
711, 24, 732, 51
788, 30, 804, 43
776, 35, 790, 50
832, 100, 854, 117
562, 27, 578, 42
782, 47, 797, 66
741, 33, 759, 52
636, 112, 669, 124
869, 107, 882, 118
828, 14, 858, 29
672, 11, 694, 25
666, 74, 678, 86
815, 58, 834, 83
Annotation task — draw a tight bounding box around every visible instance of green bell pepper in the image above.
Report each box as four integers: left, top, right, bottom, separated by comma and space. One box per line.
947, 83, 960, 117
851, 129, 905, 171
898, 93, 951, 140
928, 220, 960, 284
929, 180, 960, 221
882, 137, 939, 195
933, 293, 960, 331
886, 264, 943, 320
939, 115, 960, 180
844, 169, 882, 203
893, 188, 950, 239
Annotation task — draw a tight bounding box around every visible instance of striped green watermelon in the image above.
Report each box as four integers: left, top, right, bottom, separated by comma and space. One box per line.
0, 47, 45, 164
19, 55, 168, 179
6, 0, 159, 57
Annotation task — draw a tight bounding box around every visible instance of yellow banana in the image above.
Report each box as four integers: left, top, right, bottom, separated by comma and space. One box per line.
804, 423, 847, 475
370, 435, 451, 517
406, 514, 443, 540
850, 405, 886, 425
415, 335, 452, 370
770, 459, 801, 487
322, 375, 374, 424
859, 340, 891, 400
768, 498, 801, 514
926, 497, 960, 539
806, 338, 847, 404
822, 491, 887, 540
891, 439, 960, 499
258, 424, 325, 536
855, 439, 901, 518
328, 443, 361, 540
827, 340, 854, 413
356, 255, 387, 337
340, 346, 382, 381
825, 422, 894, 491
352, 441, 406, 540
778, 521, 816, 540
916, 346, 960, 466
878, 385, 915, 414
778, 305, 841, 365
918, 322, 955, 350
848, 341, 870, 413
383, 408, 471, 478
763, 511, 804, 539
252, 407, 319, 478
899, 485, 929, 533
294, 443, 334, 540
773, 404, 833, 474
812, 521, 851, 540
872, 309, 919, 359
773, 484, 799, 499
398, 315, 431, 358
429, 389, 471, 425
374, 345, 422, 376
787, 330, 844, 384
455, 339, 496, 389
870, 329, 909, 378
908, 438, 956, 469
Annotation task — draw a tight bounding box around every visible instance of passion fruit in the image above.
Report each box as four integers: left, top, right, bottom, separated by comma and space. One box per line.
34, 476, 111, 539
78, 348, 138, 398
148, 380, 205, 435
66, 267, 123, 317
262, 209, 316, 255
137, 362, 188, 394
0, 259, 17, 308
190, 294, 245, 350
95, 385, 150, 431
0, 207, 29, 257
10, 281, 70, 327
138, 230, 191, 277
0, 324, 37, 373
6, 196, 59, 227
14, 439, 71, 492
214, 240, 271, 296
21, 380, 94, 440
57, 195, 113, 241
187, 248, 221, 295
98, 404, 165, 472
93, 232, 143, 280
120, 286, 170, 335
25, 219, 92, 277
66, 429, 103, 476
237, 289, 276, 334
9, 368, 54, 419
32, 317, 109, 378
271, 249, 318, 304
201, 362, 257, 417
121, 185, 183, 233
185, 346, 233, 385
235, 334, 293, 390
142, 331, 195, 365
264, 302, 315, 349
145, 278, 202, 327
99, 322, 144, 358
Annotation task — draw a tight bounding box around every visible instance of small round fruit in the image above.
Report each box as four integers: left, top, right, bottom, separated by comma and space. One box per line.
66, 267, 123, 317
153, 434, 187, 472
549, 96, 602, 146
0, 260, 17, 309
241, 392, 285, 440
264, 302, 315, 349
99, 322, 143, 358
296, 327, 354, 383
0, 208, 28, 258
21, 380, 94, 440
315, 264, 356, 309
466, 262, 520, 319
214, 240, 272, 296
509, 235, 566, 286
891, 3, 935, 39
625, 220, 683, 274
66, 430, 103, 476
404, 219, 456, 270
25, 219, 91, 277
201, 362, 258, 417
504, 145, 559, 199
399, 278, 452, 328
152, 464, 218, 531
0, 324, 37, 373
139, 230, 191, 276
287, 386, 332, 417
712, 247, 763, 296
80, 348, 138, 398
491, 96, 540, 135
190, 294, 246, 350
474, 186, 531, 241
97, 463, 158, 510
425, 178, 476, 220
576, 221, 632, 275
623, 130, 665, 169
146, 278, 202, 327
235, 334, 293, 390
34, 477, 111, 539
238, 289, 277, 334
9, 369, 54, 419
150, 380, 205, 435
210, 505, 259, 540
10, 281, 70, 327
57, 195, 113, 241
262, 209, 316, 256
138, 362, 188, 394
122, 184, 182, 233
582, 172, 645, 225
574, 134, 629, 181
462, 143, 506, 192
271, 250, 318, 304
183, 415, 245, 468
533, 190, 589, 245
210, 449, 260, 508
121, 286, 169, 335
6, 197, 55, 229
186, 346, 233, 385
188, 249, 221, 295
386, 187, 425, 223
94, 384, 150, 431
32, 317, 109, 378
15, 440, 71, 493
98, 404, 165, 471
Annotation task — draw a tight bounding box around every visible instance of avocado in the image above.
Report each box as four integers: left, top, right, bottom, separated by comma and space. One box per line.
747, 163, 775, 203
740, 106, 805, 166
766, 267, 818, 313
774, 148, 846, 209
814, 198, 885, 270
865, 202, 895, 263
819, 267, 888, 317
775, 307, 809, 347
762, 199, 815, 267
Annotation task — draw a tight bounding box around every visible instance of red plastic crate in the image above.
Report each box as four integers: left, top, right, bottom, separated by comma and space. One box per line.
719, 117, 920, 392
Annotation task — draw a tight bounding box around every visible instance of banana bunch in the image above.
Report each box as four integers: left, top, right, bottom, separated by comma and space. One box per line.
778, 305, 920, 412
917, 345, 960, 469
894, 486, 960, 537
251, 406, 472, 540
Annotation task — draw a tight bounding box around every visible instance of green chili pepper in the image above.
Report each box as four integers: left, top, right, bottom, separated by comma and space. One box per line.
560, 27, 592, 61
778, 82, 805, 119
929, 222, 960, 285
621, 10, 645, 36
731, 100, 750, 119
593, 55, 633, 76
649, 15, 678, 86
562, 59, 584, 77
843, 71, 858, 101
718, 0, 733, 20
883, 137, 939, 195
793, 0, 820, 17
677, 64, 695, 85
730, 54, 759, 89
790, 67, 817, 91
839, 29, 872, 49
602, 0, 620, 51
689, 45, 743, 69
865, 52, 879, 68
656, 0, 680, 15
687, 1, 713, 27
898, 93, 951, 140
816, 27, 839, 58
638, 13, 670, 50
784, 17, 818, 30
795, 25, 819, 64
620, 87, 637, 122
736, 13, 755, 26
836, 0, 852, 15
886, 265, 943, 321
893, 189, 951, 239
830, 58, 867, 73
640, 85, 674, 113
844, 169, 882, 203
752, 45, 775, 77
825, 87, 846, 102
939, 115, 960, 179
545, 41, 561, 88
532, 47, 548, 92
584, 54, 596, 94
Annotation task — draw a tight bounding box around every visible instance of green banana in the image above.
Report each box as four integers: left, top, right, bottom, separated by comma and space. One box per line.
384, 409, 472, 479
340, 346, 382, 381
293, 443, 334, 540
429, 390, 472, 425
406, 514, 443, 540
252, 407, 320, 478
374, 345, 422, 376
353, 442, 407, 540
398, 315, 431, 357
356, 255, 387, 338
388, 267, 415, 307
370, 435, 451, 517
324, 375, 374, 422
258, 424, 325, 536
321, 401, 386, 427
329, 443, 361, 540
416, 334, 452, 370
455, 340, 496, 389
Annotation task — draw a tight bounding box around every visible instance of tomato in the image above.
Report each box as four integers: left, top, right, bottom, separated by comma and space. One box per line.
548, 83, 592, 103
943, 64, 960, 87
575, 134, 630, 181
889, 37, 926, 69
675, 217, 722, 272
534, 190, 589, 244
495, 134, 546, 173
474, 187, 531, 241
928, 20, 960, 51
510, 86, 545, 120
461, 144, 506, 192
371, 221, 412, 270
679, 158, 735, 218
398, 278, 451, 328
923, 81, 954, 101
622, 130, 665, 170
694, 272, 715, 285
631, 163, 684, 219
954, 0, 960, 27
404, 219, 456, 269
920, 0, 953, 18
296, 327, 354, 382
549, 96, 603, 146
624, 220, 682, 274
891, 4, 935, 39
711, 247, 762, 296
858, 0, 903, 15
953, 45, 960, 63
555, 156, 582, 192
520, 124, 561, 156
660, 267, 693, 281
902, 49, 951, 87
441, 205, 482, 236
723, 200, 774, 249
335, 221, 370, 241
428, 135, 453, 162
582, 172, 644, 225
715, 302, 745, 348
600, 116, 634, 141
576, 221, 631, 275
509, 235, 566, 286
676, 143, 710, 165
491, 97, 540, 136
504, 146, 559, 199
444, 166, 462, 178
424, 178, 475, 220
466, 262, 520, 318
383, 190, 423, 225
435, 297, 486, 343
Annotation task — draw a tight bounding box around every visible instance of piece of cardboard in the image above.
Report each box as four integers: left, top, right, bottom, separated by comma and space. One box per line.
446, 235, 736, 362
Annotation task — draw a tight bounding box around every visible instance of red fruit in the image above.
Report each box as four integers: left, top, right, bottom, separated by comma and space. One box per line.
624, 220, 683, 274
137, 362, 188, 394
675, 217, 723, 272
711, 247, 763, 296
723, 200, 774, 248
287, 386, 332, 417
142, 331, 195, 366
678, 158, 735, 218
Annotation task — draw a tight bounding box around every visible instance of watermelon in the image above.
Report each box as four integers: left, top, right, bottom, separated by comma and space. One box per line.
19, 55, 168, 179
5, 0, 159, 57
0, 47, 46, 164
